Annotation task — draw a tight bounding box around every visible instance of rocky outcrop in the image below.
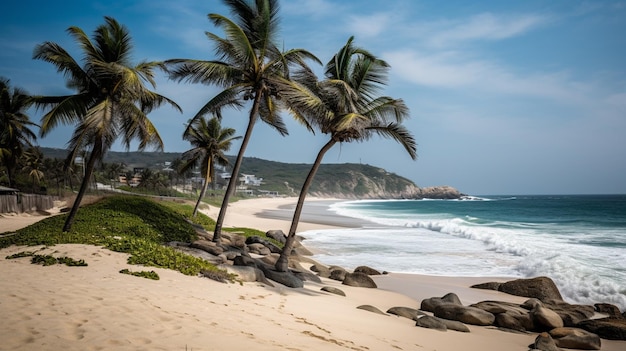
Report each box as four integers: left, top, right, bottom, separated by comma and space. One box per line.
576, 317, 626, 340
342, 272, 377, 288
549, 327, 601, 350
474, 276, 563, 302
433, 304, 495, 326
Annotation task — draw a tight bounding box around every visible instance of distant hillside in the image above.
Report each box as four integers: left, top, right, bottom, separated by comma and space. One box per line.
40, 147, 462, 199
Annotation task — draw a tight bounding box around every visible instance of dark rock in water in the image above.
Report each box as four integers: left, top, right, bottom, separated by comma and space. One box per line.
433, 304, 495, 326
357, 305, 387, 315
595, 303, 623, 318
265, 229, 287, 244
531, 305, 564, 331
576, 317, 626, 340
549, 327, 601, 350
471, 281, 502, 291
531, 332, 560, 351
329, 268, 347, 281
420, 292, 462, 312
321, 286, 345, 296
354, 265, 381, 275
498, 277, 563, 302
415, 315, 447, 331
386, 306, 425, 321
342, 272, 377, 288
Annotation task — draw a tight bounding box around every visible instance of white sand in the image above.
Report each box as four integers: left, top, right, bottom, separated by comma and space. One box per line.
1, 197, 624, 351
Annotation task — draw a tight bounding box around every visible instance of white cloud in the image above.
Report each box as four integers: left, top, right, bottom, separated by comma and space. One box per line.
346, 13, 393, 38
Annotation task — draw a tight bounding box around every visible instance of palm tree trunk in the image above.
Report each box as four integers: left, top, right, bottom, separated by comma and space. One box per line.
213, 89, 263, 243
275, 138, 336, 272
62, 147, 100, 232
192, 156, 212, 217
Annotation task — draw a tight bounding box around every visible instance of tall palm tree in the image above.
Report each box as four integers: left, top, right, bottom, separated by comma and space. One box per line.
0, 77, 38, 188
22, 147, 45, 193
166, 0, 320, 243
274, 37, 418, 272
32, 16, 181, 232
180, 116, 241, 217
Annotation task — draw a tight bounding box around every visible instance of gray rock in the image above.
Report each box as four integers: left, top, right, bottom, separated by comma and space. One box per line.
357, 305, 387, 315
420, 292, 462, 313
522, 298, 543, 310
386, 306, 425, 321
190, 240, 224, 256
576, 317, 626, 340
310, 264, 331, 278
531, 332, 560, 351
218, 264, 273, 286
329, 269, 347, 281
495, 311, 533, 332
547, 302, 595, 327
321, 286, 345, 296
433, 304, 495, 326
439, 318, 470, 332
354, 265, 381, 275
549, 327, 601, 350
415, 315, 447, 331
342, 272, 377, 288
233, 255, 257, 267
532, 305, 564, 331
498, 277, 563, 302
245, 236, 281, 253
259, 267, 304, 288
247, 243, 271, 255
293, 270, 322, 283
265, 229, 286, 244
470, 281, 502, 291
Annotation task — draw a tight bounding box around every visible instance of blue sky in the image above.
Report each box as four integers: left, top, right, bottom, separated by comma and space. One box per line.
1, 0, 625, 195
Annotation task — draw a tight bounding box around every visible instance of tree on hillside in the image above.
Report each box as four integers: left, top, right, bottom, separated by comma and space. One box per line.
274, 37, 418, 272
0, 77, 38, 188
166, 0, 320, 243
180, 116, 241, 217
33, 16, 181, 232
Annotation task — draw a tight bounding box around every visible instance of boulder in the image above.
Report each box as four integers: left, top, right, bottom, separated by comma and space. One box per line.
357, 305, 387, 315
531, 332, 560, 351
354, 265, 382, 275
547, 302, 595, 327
222, 233, 246, 248
532, 305, 564, 331
321, 286, 345, 296
576, 317, 626, 340
471, 300, 528, 315
218, 264, 273, 286
329, 268, 347, 281
498, 277, 563, 302
248, 243, 271, 255
233, 255, 257, 267
190, 240, 224, 256
386, 307, 425, 321
470, 281, 502, 291
342, 272, 377, 288
293, 270, 322, 283
433, 304, 495, 326
420, 293, 462, 313
310, 264, 331, 278
594, 303, 623, 318
495, 311, 533, 332
439, 318, 470, 333
265, 229, 286, 244
549, 327, 601, 350
415, 315, 447, 331
245, 236, 282, 253
257, 265, 304, 288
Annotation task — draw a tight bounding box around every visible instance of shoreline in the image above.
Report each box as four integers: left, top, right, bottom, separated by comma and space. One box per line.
1, 196, 625, 350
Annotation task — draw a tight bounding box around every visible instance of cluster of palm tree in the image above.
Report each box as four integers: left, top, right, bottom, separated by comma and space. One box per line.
2, 0, 417, 274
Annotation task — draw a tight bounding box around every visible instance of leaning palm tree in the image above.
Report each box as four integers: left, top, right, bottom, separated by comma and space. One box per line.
166, 0, 320, 243
274, 37, 418, 272
180, 116, 241, 217
0, 77, 38, 188
32, 16, 181, 232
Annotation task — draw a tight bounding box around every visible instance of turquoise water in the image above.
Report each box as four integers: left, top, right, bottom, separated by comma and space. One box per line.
304, 195, 626, 309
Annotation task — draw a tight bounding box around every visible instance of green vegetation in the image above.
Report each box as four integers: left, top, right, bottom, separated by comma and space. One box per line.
0, 195, 234, 281
6, 251, 88, 266
119, 268, 160, 280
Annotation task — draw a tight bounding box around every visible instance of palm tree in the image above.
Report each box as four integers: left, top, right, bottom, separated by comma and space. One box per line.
0, 77, 38, 188
22, 147, 45, 193
32, 16, 181, 232
181, 116, 241, 217
166, 0, 320, 243
274, 37, 418, 272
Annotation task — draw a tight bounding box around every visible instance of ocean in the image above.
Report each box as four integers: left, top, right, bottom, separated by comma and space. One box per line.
303, 195, 626, 310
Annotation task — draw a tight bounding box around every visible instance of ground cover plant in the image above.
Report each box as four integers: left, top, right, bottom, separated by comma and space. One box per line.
0, 195, 234, 281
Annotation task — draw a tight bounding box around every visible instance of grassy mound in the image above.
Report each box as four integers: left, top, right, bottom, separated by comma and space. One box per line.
0, 195, 233, 280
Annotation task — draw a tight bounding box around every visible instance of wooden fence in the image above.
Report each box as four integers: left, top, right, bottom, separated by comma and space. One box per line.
0, 194, 57, 214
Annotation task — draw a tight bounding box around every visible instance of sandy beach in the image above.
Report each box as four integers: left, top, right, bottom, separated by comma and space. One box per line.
1, 197, 624, 350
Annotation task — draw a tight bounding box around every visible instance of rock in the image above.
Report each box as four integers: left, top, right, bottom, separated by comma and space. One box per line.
247, 243, 271, 255
293, 246, 313, 256
415, 315, 448, 331
495, 311, 533, 332
218, 265, 273, 286
190, 240, 224, 256
433, 304, 495, 326
471, 300, 528, 315
531, 332, 560, 351
310, 264, 331, 278
471, 282, 502, 291
222, 233, 246, 249
245, 236, 282, 253
522, 298, 543, 310
576, 317, 626, 340
549, 327, 601, 350
547, 302, 595, 327
320, 286, 345, 296
386, 307, 425, 321
329, 269, 347, 281
257, 265, 304, 288
233, 255, 257, 267
265, 229, 286, 244
420, 292, 462, 313
354, 266, 381, 275
357, 305, 387, 315
595, 303, 623, 318
532, 305, 564, 331
342, 272, 377, 288
498, 277, 563, 302
439, 318, 470, 333
293, 270, 322, 283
